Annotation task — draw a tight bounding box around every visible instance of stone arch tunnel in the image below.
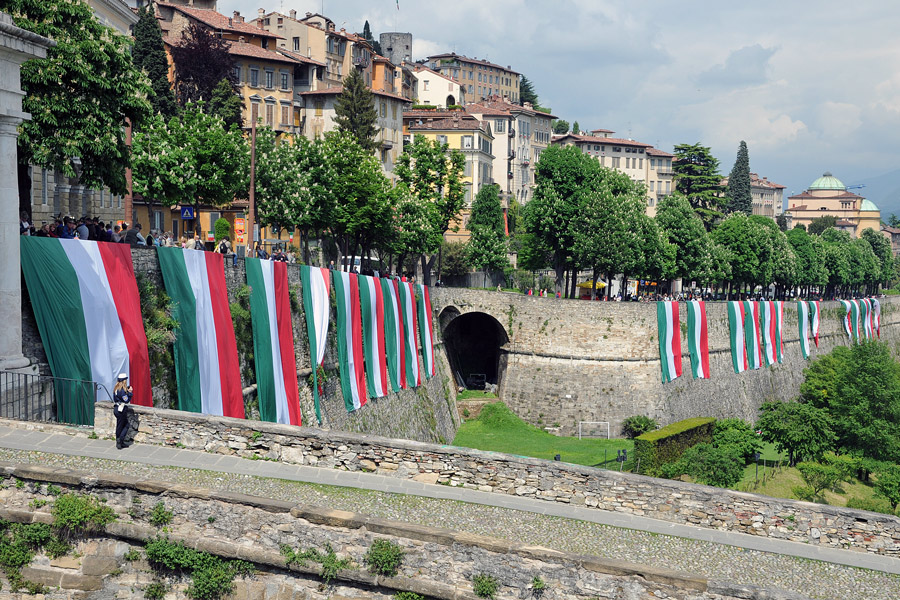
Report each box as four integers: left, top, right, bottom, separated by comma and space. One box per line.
439, 306, 509, 390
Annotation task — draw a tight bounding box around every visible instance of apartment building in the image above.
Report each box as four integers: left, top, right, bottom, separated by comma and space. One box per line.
425, 53, 520, 103
410, 64, 465, 107
552, 131, 675, 216
406, 112, 495, 241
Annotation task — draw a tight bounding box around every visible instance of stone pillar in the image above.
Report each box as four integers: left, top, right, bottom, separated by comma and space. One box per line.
0, 13, 53, 369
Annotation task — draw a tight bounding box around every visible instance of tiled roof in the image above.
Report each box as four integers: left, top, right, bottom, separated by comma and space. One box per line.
788, 190, 862, 200
590, 128, 614, 134
466, 97, 556, 119
298, 85, 410, 103
554, 133, 652, 148
408, 117, 489, 132
836, 219, 856, 227
749, 173, 786, 189
275, 48, 326, 67
157, 3, 283, 39
646, 148, 674, 157
882, 225, 900, 234
403, 109, 468, 119
228, 41, 298, 63
425, 52, 520, 75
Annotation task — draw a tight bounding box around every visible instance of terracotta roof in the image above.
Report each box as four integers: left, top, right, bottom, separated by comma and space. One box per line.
646, 148, 674, 157
408, 117, 490, 133
789, 190, 862, 200
425, 52, 520, 75
881, 225, 900, 234
836, 219, 855, 227
157, 3, 283, 39
403, 109, 467, 119
749, 173, 786, 189
275, 48, 326, 67
590, 128, 614, 134
464, 105, 509, 117
227, 41, 298, 63
297, 85, 410, 103
466, 97, 556, 119
554, 133, 652, 148
786, 205, 808, 211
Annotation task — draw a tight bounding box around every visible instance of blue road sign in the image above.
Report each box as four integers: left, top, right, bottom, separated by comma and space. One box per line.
180, 206, 195, 219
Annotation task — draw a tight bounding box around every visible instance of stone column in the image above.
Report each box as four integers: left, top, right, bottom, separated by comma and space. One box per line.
0, 14, 53, 370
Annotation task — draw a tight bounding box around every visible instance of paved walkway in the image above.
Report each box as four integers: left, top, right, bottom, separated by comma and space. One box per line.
1, 424, 898, 579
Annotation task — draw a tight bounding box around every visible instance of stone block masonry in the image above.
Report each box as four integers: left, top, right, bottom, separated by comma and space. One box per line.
89, 402, 900, 557
0, 462, 802, 600
429, 289, 900, 436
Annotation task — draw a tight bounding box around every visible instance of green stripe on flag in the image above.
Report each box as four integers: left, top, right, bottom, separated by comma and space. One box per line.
156, 247, 201, 413
20, 237, 95, 425
246, 258, 276, 423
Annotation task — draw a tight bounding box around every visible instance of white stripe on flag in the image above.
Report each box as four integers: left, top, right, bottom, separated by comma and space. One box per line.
663, 302, 677, 378
386, 283, 402, 385
260, 261, 290, 424
183, 249, 223, 416
798, 301, 810, 358
309, 268, 329, 366
60, 240, 130, 402
691, 302, 704, 378
365, 277, 386, 396
339, 272, 362, 409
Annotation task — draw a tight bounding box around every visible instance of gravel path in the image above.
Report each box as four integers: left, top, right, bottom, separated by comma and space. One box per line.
3, 448, 898, 600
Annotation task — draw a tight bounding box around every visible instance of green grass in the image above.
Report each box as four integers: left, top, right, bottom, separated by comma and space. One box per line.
456, 390, 498, 401
451, 402, 632, 468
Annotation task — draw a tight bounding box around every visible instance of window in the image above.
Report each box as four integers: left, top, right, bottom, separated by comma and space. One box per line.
41, 168, 47, 205
265, 70, 274, 89
99, 189, 104, 208
250, 68, 259, 87
423, 79, 429, 91
293, 37, 300, 51
152, 210, 163, 231
468, 84, 473, 93
625, 157, 630, 169
494, 119, 505, 133
281, 72, 289, 89
639, 158, 643, 169
594, 145, 599, 151
281, 104, 290, 125
462, 135, 473, 149
233, 66, 241, 83
265, 102, 274, 126
380, 101, 387, 118
464, 160, 472, 176
436, 135, 448, 145
392, 103, 397, 119
314, 100, 323, 116
650, 181, 655, 192
478, 73, 482, 82
262, 38, 268, 49
665, 181, 670, 194
650, 159, 656, 169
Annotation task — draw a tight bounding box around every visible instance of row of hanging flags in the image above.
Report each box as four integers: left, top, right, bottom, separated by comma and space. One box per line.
19, 238, 435, 426
657, 298, 881, 383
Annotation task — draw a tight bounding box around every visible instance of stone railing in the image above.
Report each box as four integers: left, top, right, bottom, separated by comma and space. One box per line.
0, 462, 790, 600
94, 403, 900, 557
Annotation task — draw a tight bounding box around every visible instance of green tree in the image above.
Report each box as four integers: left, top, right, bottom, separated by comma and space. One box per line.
551, 119, 569, 134
713, 418, 763, 464
874, 466, 900, 511
571, 120, 580, 134
776, 214, 788, 231
439, 240, 469, 278
655, 194, 710, 283
170, 23, 235, 107
10, 0, 152, 195
756, 401, 835, 466
888, 213, 900, 228
712, 213, 775, 294
519, 74, 539, 107
861, 227, 894, 291
516, 232, 550, 272
133, 4, 178, 120
808, 214, 838, 235
725, 141, 752, 215
787, 227, 827, 295
360, 21, 381, 55
672, 143, 723, 228
208, 78, 243, 129
333, 68, 379, 151
795, 461, 845, 501
466, 185, 508, 283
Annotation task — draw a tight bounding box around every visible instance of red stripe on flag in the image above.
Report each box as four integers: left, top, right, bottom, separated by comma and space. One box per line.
394, 279, 406, 388
768, 301, 777, 364
97, 242, 152, 407
349, 274, 368, 406
671, 302, 682, 378
423, 285, 436, 377
409, 282, 421, 385
274, 262, 301, 426
699, 301, 710, 378
205, 252, 244, 418
374, 279, 388, 393
739, 302, 748, 371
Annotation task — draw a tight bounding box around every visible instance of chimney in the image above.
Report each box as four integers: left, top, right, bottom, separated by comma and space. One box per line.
258, 8, 265, 17
306, 12, 312, 18
238, 36, 245, 43
289, 9, 296, 19
233, 11, 242, 23
228, 17, 232, 26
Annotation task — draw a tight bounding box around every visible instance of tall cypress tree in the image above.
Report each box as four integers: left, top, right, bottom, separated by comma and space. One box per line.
726, 140, 752, 215
333, 68, 380, 152
133, 5, 178, 119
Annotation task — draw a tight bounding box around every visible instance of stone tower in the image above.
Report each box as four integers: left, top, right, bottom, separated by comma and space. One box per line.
379, 32, 412, 64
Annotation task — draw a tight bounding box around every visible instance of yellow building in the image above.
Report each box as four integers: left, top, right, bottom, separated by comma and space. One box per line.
425, 52, 520, 104
785, 172, 880, 237
407, 113, 495, 241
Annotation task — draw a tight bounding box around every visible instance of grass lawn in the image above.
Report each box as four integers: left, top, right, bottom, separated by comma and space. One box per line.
456, 390, 498, 401
451, 402, 632, 468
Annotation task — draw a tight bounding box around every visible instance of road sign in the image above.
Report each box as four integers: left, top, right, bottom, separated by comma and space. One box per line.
234, 218, 245, 234
181, 206, 195, 219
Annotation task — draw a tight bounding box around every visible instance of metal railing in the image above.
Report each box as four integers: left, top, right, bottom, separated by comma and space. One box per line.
0, 370, 111, 426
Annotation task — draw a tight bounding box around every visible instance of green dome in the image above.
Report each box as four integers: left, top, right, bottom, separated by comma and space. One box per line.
809, 171, 846, 191
860, 199, 880, 212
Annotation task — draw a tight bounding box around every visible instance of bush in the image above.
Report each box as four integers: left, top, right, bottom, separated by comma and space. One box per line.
682, 443, 745, 488
52, 494, 116, 537
214, 218, 231, 243
364, 539, 404, 577
622, 415, 658, 439
473, 573, 499, 599
394, 593, 426, 600
847, 496, 895, 515
795, 461, 845, 500
634, 417, 715, 474
149, 502, 173, 527
145, 582, 167, 600
712, 418, 762, 464
145, 537, 253, 600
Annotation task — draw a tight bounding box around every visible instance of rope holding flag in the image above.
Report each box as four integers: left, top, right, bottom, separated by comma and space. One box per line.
686, 300, 710, 379
657, 301, 682, 383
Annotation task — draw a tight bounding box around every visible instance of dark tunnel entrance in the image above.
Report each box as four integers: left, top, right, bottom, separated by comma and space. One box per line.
441, 310, 509, 389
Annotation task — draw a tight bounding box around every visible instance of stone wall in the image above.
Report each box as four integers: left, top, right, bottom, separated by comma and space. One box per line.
91, 403, 900, 557
0, 462, 801, 600
21, 248, 459, 444
430, 288, 900, 435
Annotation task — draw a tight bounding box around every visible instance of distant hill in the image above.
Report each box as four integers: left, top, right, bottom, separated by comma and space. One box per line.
847, 169, 900, 220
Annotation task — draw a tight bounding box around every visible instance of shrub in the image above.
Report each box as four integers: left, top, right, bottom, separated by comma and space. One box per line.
847, 496, 895, 515
145, 537, 253, 600
682, 443, 745, 488
149, 502, 173, 527
213, 218, 231, 243
473, 573, 499, 599
145, 582, 167, 600
531, 575, 546, 595
394, 593, 426, 600
364, 539, 404, 577
52, 494, 115, 537
622, 415, 658, 439
795, 461, 844, 500
124, 548, 142, 561
874, 465, 900, 510
712, 418, 762, 464
634, 417, 715, 474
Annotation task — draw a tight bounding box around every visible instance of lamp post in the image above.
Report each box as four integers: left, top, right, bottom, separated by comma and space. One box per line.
754, 451, 761, 486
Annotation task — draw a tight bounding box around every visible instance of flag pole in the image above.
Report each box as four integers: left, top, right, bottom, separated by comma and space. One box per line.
248, 102, 257, 255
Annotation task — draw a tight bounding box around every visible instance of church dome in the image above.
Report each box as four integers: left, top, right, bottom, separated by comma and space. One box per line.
860, 199, 880, 212
809, 171, 846, 191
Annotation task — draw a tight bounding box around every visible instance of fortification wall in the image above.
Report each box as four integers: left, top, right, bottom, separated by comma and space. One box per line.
20, 249, 459, 444
429, 289, 900, 435
0, 462, 778, 600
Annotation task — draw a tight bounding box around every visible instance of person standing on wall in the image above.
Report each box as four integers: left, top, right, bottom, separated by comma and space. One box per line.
113, 373, 133, 449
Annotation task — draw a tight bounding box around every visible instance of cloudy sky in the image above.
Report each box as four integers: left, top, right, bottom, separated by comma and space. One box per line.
219, 0, 900, 207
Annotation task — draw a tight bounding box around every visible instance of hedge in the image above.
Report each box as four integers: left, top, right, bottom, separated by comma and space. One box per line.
634, 417, 715, 474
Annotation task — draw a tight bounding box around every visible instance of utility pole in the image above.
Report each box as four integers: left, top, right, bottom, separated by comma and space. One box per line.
248, 102, 257, 254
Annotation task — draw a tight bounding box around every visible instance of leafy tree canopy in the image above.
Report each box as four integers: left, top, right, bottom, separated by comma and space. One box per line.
551, 119, 569, 134
209, 79, 243, 129
519, 75, 539, 107
756, 401, 835, 466
170, 23, 235, 108
673, 143, 723, 228
807, 214, 838, 235
333, 68, 380, 151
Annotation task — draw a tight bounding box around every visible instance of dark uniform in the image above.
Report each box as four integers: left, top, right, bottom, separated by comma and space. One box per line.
114, 381, 133, 449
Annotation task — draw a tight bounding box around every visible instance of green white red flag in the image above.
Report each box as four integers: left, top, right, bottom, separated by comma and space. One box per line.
743, 300, 763, 370
246, 258, 301, 426
358, 275, 389, 398
398, 280, 421, 387
873, 298, 881, 337
798, 301, 811, 359
686, 300, 709, 379
381, 278, 405, 392
760, 301, 777, 366
333, 271, 368, 411
300, 265, 330, 422
416, 283, 436, 379
810, 300, 820, 346
156, 247, 244, 418
861, 298, 873, 339
20, 238, 152, 425
775, 301, 784, 363
727, 301, 748, 373
657, 301, 682, 383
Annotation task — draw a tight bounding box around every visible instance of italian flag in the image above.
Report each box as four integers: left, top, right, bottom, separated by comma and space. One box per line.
381, 278, 405, 392
810, 300, 820, 346
861, 298, 873, 340
775, 301, 784, 363
686, 300, 709, 379
743, 300, 763, 370
873, 298, 881, 338
398, 280, 421, 387
246, 258, 301, 426
798, 301, 811, 359
156, 247, 243, 418
760, 301, 777, 367
358, 274, 389, 398
20, 238, 152, 425
851, 300, 861, 342
300, 266, 330, 422
416, 283, 436, 379
656, 301, 682, 384
333, 270, 368, 411
727, 301, 748, 373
